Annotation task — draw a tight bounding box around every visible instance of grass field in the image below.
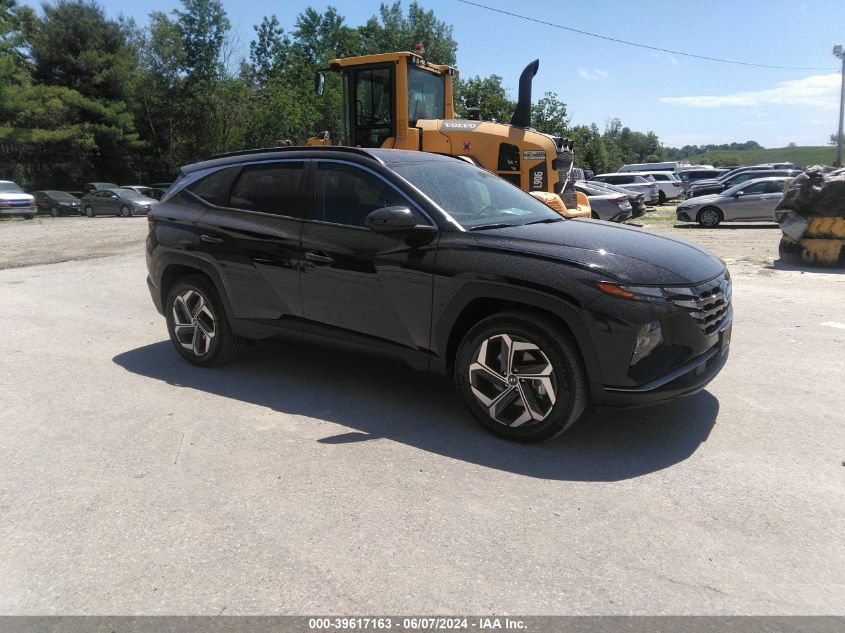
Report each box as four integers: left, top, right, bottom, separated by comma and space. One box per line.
689, 145, 836, 168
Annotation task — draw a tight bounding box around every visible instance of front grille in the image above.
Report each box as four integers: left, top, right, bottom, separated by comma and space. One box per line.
8, 200, 33, 208
666, 274, 731, 335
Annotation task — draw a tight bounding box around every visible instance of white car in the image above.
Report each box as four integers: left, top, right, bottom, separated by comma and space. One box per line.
0, 180, 36, 219
590, 173, 660, 204
639, 171, 684, 203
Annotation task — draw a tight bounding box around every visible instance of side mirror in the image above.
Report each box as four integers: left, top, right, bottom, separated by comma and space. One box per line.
315, 71, 325, 96
734, 191, 744, 197
365, 206, 418, 232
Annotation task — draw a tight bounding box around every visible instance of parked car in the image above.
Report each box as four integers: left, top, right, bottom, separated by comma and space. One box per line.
32, 190, 82, 216
81, 187, 158, 217
676, 168, 723, 191
146, 187, 168, 200
572, 184, 632, 222
82, 182, 119, 195
639, 171, 684, 203
589, 173, 659, 204
121, 185, 154, 197
146, 146, 732, 442
618, 161, 683, 173
675, 176, 790, 227
0, 180, 36, 219
686, 169, 800, 199
578, 179, 647, 218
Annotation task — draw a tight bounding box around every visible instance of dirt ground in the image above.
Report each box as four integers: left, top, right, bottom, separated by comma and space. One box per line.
0, 212, 789, 273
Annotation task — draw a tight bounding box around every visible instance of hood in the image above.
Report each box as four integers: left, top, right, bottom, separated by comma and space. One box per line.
472, 219, 725, 285
0, 192, 34, 202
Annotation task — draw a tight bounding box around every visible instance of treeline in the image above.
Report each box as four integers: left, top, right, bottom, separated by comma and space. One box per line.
0, 0, 754, 189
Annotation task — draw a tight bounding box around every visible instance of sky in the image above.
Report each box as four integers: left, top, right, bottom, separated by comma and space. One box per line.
21, 0, 845, 148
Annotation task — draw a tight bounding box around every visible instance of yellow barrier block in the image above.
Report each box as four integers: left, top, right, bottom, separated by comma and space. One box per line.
779, 234, 845, 268
804, 216, 845, 239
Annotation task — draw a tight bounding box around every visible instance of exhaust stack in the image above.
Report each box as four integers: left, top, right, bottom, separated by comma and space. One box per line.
510, 59, 539, 128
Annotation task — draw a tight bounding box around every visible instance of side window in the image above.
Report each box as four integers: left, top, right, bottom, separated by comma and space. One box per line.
188, 166, 240, 207
765, 181, 785, 194
316, 163, 408, 228
229, 162, 305, 217
741, 182, 767, 195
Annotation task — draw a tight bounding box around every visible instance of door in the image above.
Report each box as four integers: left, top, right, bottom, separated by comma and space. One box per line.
192, 161, 307, 324
299, 161, 437, 352
724, 181, 770, 221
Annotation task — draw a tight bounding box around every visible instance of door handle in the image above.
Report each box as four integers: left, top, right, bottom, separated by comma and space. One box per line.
200, 234, 224, 244
305, 251, 334, 264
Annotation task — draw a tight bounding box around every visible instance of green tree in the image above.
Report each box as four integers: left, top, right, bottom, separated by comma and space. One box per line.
453, 74, 515, 123
359, 1, 457, 66
531, 91, 569, 137
173, 0, 229, 80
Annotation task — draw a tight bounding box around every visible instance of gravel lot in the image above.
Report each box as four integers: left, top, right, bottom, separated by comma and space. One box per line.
0, 214, 843, 615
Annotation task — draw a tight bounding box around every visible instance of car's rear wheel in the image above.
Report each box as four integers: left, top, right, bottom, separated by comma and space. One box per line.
165, 276, 241, 367
85, 206, 94, 217
454, 311, 587, 442
119, 205, 131, 217
658, 191, 666, 204
697, 206, 722, 228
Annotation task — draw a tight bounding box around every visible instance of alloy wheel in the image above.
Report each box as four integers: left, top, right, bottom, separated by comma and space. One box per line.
699, 208, 721, 227
468, 333, 558, 427
171, 289, 216, 357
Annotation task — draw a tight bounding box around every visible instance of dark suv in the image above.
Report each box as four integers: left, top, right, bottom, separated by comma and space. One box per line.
146, 147, 732, 442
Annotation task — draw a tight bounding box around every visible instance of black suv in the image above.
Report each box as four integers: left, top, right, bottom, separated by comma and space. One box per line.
146, 147, 732, 442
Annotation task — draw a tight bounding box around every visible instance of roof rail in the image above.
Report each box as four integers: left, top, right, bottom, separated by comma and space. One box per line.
209, 145, 381, 161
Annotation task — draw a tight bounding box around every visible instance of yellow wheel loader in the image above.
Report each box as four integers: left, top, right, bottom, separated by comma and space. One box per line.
308, 50, 590, 218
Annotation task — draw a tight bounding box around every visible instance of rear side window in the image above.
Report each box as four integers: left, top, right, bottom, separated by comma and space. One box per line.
316, 163, 407, 228
189, 167, 240, 207
229, 162, 305, 216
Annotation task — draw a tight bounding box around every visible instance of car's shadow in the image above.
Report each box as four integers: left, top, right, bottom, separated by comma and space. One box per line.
113, 339, 719, 482
673, 223, 780, 230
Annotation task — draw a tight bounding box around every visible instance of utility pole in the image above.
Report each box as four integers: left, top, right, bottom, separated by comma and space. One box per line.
835, 45, 845, 167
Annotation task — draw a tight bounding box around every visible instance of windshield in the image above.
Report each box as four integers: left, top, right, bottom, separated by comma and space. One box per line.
45, 191, 76, 200
407, 64, 445, 123
0, 182, 24, 193
392, 160, 563, 230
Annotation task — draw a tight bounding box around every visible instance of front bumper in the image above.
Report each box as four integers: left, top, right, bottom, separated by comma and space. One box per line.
0, 205, 36, 216
677, 209, 695, 221
594, 318, 731, 407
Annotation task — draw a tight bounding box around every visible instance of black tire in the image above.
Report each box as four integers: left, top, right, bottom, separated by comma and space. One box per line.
119, 205, 131, 217
658, 190, 666, 204
454, 310, 587, 442
697, 206, 722, 228
22, 214, 34, 220
50, 206, 59, 218
165, 275, 241, 367
85, 206, 94, 217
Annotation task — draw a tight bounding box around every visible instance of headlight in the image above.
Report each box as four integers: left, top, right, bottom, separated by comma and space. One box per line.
596, 282, 667, 301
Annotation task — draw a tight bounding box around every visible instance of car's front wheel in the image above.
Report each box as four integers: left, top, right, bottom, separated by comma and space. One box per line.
84, 206, 94, 217
165, 276, 241, 367
50, 206, 59, 218
454, 311, 587, 442
119, 205, 132, 217
697, 206, 722, 228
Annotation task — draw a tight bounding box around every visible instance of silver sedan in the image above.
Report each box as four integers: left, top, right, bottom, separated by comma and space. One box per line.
675, 177, 791, 227
81, 188, 158, 217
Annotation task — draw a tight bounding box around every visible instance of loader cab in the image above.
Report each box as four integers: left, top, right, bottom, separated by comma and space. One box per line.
317, 52, 456, 149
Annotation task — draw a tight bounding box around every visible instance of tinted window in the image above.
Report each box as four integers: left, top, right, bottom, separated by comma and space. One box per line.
229, 162, 305, 216
740, 182, 769, 195
189, 167, 240, 207
764, 181, 786, 194
316, 163, 407, 227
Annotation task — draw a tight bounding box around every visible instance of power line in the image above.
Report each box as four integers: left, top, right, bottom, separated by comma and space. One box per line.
457, 0, 836, 71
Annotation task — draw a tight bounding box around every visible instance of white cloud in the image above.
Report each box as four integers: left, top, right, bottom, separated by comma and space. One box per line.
660, 73, 841, 109
578, 68, 607, 81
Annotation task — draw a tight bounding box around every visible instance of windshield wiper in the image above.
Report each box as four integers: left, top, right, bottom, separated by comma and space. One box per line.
468, 223, 516, 231
522, 217, 564, 225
